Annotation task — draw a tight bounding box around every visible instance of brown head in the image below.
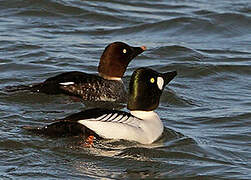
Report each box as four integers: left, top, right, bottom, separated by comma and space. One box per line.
98, 42, 146, 79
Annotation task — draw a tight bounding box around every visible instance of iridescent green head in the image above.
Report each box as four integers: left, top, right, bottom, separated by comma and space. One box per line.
127, 67, 177, 111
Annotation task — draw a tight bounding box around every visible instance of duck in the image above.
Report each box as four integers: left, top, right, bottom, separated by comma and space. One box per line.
24, 67, 177, 144
9, 42, 146, 103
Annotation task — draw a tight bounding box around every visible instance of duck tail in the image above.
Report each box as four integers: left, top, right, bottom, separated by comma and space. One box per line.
22, 121, 89, 137
4, 83, 43, 93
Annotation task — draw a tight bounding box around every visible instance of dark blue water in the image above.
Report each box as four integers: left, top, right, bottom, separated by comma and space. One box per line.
0, 0, 251, 179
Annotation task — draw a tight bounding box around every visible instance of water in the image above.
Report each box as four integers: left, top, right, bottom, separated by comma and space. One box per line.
1, 0, 251, 179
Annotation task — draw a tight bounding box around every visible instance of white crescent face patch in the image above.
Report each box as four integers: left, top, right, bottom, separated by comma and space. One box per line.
157, 76, 164, 90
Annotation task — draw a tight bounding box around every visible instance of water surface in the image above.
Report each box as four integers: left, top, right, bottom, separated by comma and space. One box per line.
0, 0, 251, 179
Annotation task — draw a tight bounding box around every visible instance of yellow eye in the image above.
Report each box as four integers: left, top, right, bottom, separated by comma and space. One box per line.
150, 77, 155, 83
123, 49, 127, 53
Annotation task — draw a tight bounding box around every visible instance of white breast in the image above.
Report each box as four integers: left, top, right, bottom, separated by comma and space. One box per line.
130, 111, 164, 144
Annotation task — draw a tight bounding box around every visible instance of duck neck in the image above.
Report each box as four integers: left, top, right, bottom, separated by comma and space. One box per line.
130, 110, 158, 120
99, 73, 122, 81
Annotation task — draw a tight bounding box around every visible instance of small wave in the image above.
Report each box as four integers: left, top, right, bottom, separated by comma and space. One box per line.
1, 41, 42, 52
53, 16, 209, 37
117, 140, 231, 169
15, 51, 48, 59
193, 9, 217, 16
10, 0, 88, 17
151, 45, 204, 60
192, 112, 251, 127
206, 12, 251, 35
160, 90, 197, 107
165, 62, 251, 79
239, 6, 251, 14
198, 49, 251, 56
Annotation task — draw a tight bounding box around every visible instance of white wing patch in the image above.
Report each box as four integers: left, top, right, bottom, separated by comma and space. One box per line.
101, 113, 112, 121
109, 113, 118, 120
95, 114, 107, 120
59, 82, 75, 86
78, 112, 139, 127
117, 115, 129, 122
157, 77, 164, 90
